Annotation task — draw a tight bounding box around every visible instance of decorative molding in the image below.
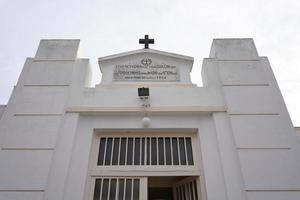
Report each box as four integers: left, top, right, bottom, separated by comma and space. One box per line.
246, 189, 300, 192
223, 83, 269, 86
23, 85, 70, 87
229, 113, 280, 116
98, 48, 194, 62
0, 189, 45, 192
65, 106, 226, 114
96, 83, 197, 88
33, 59, 76, 62
14, 114, 62, 116
1, 147, 55, 151
236, 147, 291, 150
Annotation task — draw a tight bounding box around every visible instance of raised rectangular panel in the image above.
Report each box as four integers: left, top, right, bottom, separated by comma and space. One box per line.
2, 115, 61, 148
219, 61, 268, 85
0, 192, 43, 200
247, 191, 300, 200
0, 150, 53, 190
35, 39, 79, 60
24, 61, 73, 85
238, 150, 300, 190
224, 86, 280, 114
15, 86, 68, 114
230, 115, 293, 148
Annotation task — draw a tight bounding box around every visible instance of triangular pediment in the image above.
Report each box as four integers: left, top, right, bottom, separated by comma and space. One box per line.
98, 49, 194, 84
98, 49, 193, 62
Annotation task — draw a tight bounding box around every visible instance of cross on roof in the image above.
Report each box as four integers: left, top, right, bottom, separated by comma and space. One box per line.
139, 35, 154, 49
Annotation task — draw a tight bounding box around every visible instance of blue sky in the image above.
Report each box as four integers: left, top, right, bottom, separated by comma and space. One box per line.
1, 0, 300, 125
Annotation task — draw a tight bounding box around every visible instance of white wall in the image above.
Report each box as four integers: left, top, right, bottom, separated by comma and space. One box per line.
296, 127, 300, 141
0, 40, 86, 200
1, 38, 300, 200
0, 105, 6, 120
203, 39, 300, 200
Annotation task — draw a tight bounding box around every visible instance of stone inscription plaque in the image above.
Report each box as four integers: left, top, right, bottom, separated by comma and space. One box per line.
113, 59, 180, 82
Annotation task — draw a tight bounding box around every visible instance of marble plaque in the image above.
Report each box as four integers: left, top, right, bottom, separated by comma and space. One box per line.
113, 59, 179, 82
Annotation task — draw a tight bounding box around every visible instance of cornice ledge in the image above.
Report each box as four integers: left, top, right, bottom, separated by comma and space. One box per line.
65, 106, 226, 114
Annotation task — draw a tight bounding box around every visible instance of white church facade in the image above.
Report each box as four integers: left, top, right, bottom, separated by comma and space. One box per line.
0, 37, 300, 200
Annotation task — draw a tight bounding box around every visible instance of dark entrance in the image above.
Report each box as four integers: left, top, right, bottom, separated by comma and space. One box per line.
148, 187, 173, 200
148, 176, 200, 200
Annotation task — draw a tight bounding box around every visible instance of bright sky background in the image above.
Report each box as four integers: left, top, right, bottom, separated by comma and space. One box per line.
1, 0, 300, 125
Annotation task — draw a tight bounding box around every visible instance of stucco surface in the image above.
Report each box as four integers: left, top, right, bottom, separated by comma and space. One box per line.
23, 61, 74, 85
230, 115, 293, 148
1, 115, 61, 148
34, 39, 79, 60
0, 150, 53, 189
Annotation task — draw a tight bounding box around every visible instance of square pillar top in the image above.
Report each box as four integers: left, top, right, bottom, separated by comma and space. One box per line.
209, 38, 259, 60
34, 39, 80, 60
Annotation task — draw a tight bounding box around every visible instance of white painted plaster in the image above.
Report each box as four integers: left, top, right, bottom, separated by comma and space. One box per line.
224, 86, 281, 114
15, 86, 68, 114
23, 61, 74, 86
0, 192, 44, 200
209, 38, 259, 60
218, 60, 268, 85
1, 38, 300, 200
246, 191, 300, 200
230, 115, 294, 148
238, 149, 300, 190
296, 128, 300, 140
34, 39, 80, 60
0, 150, 53, 190
0, 105, 6, 120
1, 115, 61, 148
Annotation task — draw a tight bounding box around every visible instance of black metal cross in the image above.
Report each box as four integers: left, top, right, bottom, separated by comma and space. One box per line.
139, 35, 154, 49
